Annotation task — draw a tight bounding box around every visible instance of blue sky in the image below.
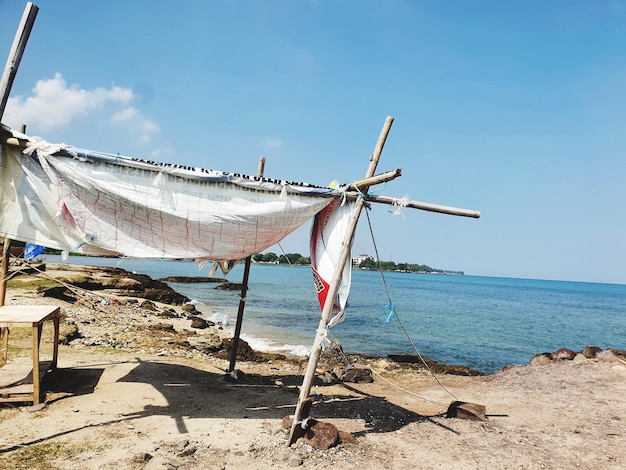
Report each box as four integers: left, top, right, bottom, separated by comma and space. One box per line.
1, 1, 625, 284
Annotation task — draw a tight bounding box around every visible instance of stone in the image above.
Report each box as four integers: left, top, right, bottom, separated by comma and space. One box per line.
302, 420, 339, 450
529, 352, 553, 366
190, 316, 211, 329
446, 401, 486, 421
186, 334, 223, 352
140, 300, 157, 311
597, 349, 626, 365
338, 364, 373, 383
581, 345, 602, 358
572, 353, 589, 364
553, 348, 576, 360
182, 303, 200, 316
338, 431, 357, 445
288, 454, 303, 467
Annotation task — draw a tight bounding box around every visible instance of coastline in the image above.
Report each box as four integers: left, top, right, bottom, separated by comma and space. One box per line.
1, 263, 625, 469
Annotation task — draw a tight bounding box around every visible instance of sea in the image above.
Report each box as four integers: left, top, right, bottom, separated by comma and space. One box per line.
42, 255, 626, 375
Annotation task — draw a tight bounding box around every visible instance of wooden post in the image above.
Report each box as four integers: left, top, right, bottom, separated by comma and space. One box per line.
0, 2, 39, 120
0, 2, 38, 304
288, 116, 394, 445
226, 157, 266, 379
0, 238, 10, 307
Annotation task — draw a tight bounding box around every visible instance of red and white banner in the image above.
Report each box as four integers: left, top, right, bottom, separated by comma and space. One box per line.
310, 198, 354, 327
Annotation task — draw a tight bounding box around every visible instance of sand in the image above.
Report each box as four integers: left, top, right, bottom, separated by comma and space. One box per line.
1, 272, 625, 469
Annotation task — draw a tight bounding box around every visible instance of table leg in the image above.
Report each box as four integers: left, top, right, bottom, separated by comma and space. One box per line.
0, 326, 8, 367
32, 324, 40, 405
52, 315, 59, 369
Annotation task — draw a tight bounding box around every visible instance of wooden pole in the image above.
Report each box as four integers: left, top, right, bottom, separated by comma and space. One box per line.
344, 168, 402, 191
226, 157, 266, 379
346, 193, 481, 218
0, 2, 39, 120
0, 238, 10, 306
288, 116, 394, 445
0, 2, 38, 304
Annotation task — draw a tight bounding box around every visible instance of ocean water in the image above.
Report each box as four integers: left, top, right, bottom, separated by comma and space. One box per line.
42, 255, 626, 374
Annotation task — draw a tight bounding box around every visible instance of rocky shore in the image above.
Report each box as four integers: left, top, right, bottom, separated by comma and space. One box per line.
1, 262, 625, 469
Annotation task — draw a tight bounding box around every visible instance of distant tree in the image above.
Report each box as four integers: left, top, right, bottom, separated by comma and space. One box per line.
379, 261, 397, 271
296, 256, 310, 265
358, 257, 377, 269
252, 254, 264, 262
262, 252, 278, 263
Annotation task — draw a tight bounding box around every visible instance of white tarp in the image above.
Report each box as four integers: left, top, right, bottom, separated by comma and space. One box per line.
310, 198, 354, 327
0, 132, 337, 261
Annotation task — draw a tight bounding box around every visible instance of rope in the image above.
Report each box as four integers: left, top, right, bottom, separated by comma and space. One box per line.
364, 207, 458, 402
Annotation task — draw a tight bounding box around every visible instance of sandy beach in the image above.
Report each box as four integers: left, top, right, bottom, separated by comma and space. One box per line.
1, 264, 625, 469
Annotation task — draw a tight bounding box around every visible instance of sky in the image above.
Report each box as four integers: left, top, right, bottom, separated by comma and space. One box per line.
1, 0, 625, 284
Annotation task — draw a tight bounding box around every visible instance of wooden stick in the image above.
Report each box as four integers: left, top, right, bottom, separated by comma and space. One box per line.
344, 168, 402, 191
0, 238, 10, 307
0, 2, 39, 120
348, 193, 481, 218
227, 157, 266, 378
288, 116, 394, 445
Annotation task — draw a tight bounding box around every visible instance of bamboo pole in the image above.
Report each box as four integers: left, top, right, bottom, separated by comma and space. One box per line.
0, 238, 10, 306
347, 193, 481, 218
344, 168, 402, 191
0, 3, 39, 305
226, 157, 266, 378
0, 2, 39, 120
288, 116, 394, 445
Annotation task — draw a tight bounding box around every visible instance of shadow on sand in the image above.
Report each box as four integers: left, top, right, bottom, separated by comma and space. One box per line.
1, 357, 458, 453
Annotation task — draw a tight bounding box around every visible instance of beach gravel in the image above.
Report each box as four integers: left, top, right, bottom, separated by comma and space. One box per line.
0, 264, 625, 469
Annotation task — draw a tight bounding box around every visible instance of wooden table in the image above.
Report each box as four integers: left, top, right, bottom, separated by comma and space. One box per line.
0, 305, 60, 405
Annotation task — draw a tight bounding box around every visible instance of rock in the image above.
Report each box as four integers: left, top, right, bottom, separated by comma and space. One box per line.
338, 431, 357, 445
553, 348, 576, 360
186, 334, 223, 352
529, 352, 553, 366
572, 353, 589, 364
58, 323, 82, 344
132, 453, 153, 463
215, 282, 244, 291
52, 264, 190, 305
581, 345, 602, 358
338, 364, 373, 383
140, 300, 157, 311
288, 454, 303, 467
446, 401, 486, 421
216, 338, 259, 361
597, 349, 626, 366
282, 415, 294, 429
190, 316, 212, 329
181, 303, 199, 316
158, 276, 227, 283
37, 286, 76, 302
302, 420, 339, 450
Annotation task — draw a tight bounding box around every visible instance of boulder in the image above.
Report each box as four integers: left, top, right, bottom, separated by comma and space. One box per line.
529, 352, 553, 366
552, 348, 576, 360
596, 349, 626, 366
190, 316, 213, 329
581, 345, 602, 358
302, 420, 339, 450
186, 334, 223, 353
446, 401, 486, 421
338, 364, 374, 383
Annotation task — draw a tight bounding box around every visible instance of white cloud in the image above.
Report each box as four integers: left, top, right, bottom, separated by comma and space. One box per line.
110, 107, 160, 143
4, 72, 159, 143
262, 137, 283, 148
